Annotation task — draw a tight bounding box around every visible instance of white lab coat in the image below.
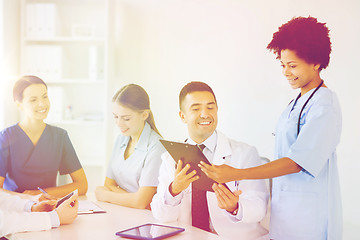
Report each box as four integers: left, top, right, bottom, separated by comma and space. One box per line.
151, 131, 269, 240
0, 191, 52, 237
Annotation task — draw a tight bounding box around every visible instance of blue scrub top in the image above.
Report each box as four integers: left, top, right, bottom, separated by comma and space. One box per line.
0, 124, 82, 192
106, 122, 165, 193
270, 87, 342, 240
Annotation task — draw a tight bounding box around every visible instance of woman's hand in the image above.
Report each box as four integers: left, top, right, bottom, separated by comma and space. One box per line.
104, 177, 127, 193
38, 193, 58, 201
95, 186, 110, 202
23, 189, 41, 195
106, 185, 127, 194
198, 162, 241, 183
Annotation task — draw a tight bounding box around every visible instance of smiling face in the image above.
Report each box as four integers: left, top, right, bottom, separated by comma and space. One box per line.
17, 84, 50, 122
112, 102, 148, 138
280, 49, 322, 95
179, 91, 218, 144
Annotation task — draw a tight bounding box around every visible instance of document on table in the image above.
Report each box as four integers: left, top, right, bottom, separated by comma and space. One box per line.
78, 200, 106, 214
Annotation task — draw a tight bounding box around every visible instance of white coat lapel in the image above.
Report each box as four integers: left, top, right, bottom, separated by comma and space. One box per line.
212, 131, 232, 165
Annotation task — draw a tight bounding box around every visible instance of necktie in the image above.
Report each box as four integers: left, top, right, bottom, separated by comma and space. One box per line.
191, 144, 211, 232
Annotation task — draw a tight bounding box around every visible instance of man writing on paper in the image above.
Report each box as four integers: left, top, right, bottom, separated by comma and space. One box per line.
151, 82, 269, 240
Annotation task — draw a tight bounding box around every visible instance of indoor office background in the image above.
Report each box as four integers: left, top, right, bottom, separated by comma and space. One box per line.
0, 0, 359, 239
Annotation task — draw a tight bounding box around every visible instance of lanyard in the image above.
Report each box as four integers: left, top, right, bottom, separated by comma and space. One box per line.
292, 80, 324, 136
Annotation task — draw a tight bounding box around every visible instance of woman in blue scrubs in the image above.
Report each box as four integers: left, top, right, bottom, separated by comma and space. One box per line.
95, 84, 164, 209
0, 76, 88, 197
200, 16, 342, 239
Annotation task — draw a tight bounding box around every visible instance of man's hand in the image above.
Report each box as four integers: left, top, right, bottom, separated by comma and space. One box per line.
55, 193, 78, 225
170, 160, 199, 196
31, 200, 57, 212
212, 183, 242, 213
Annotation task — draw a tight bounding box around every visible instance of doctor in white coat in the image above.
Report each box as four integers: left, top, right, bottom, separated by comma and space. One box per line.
0, 189, 78, 237
151, 82, 269, 240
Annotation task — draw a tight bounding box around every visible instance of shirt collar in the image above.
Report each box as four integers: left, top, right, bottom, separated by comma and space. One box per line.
117, 122, 152, 152
118, 136, 129, 148
187, 131, 217, 153
135, 122, 152, 152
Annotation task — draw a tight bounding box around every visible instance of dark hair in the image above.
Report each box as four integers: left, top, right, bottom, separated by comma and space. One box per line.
267, 16, 331, 71
13, 75, 47, 102
179, 81, 217, 110
112, 84, 161, 137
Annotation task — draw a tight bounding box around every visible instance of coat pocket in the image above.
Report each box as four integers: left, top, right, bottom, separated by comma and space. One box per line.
271, 190, 323, 238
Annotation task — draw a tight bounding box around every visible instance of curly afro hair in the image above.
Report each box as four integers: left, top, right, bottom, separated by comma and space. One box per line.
267, 16, 331, 71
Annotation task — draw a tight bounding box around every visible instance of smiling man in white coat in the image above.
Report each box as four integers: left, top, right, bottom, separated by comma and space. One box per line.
151, 81, 269, 240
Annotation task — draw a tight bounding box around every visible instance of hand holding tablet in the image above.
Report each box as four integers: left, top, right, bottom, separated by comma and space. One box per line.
56, 189, 78, 208
37, 187, 78, 207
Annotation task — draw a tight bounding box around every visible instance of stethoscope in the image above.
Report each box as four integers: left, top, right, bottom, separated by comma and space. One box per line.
290, 80, 324, 136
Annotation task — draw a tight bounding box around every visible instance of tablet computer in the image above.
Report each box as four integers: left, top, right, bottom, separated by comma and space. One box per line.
115, 223, 185, 240
56, 189, 77, 208
160, 139, 227, 192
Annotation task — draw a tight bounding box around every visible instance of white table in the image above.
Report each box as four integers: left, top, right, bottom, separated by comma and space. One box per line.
7, 194, 221, 240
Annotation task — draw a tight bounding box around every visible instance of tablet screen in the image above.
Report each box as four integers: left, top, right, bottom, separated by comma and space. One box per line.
115, 224, 185, 240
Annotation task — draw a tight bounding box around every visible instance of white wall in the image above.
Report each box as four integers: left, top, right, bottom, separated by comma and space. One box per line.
113, 0, 360, 238
0, 0, 20, 129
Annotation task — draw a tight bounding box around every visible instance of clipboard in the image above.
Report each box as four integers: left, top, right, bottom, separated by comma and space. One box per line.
78, 200, 106, 214
160, 139, 228, 192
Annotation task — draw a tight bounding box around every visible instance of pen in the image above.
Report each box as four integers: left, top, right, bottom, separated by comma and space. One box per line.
37, 187, 48, 195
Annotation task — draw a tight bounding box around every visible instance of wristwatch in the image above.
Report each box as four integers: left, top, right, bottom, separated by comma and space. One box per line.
229, 203, 239, 215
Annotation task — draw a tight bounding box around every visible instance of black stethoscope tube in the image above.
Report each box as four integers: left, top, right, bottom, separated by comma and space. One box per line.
292, 80, 324, 136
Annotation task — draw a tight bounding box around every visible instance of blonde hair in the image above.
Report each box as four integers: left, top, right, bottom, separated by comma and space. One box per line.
112, 84, 161, 137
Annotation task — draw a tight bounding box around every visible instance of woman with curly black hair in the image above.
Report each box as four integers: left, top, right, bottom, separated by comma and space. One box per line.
200, 16, 342, 239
